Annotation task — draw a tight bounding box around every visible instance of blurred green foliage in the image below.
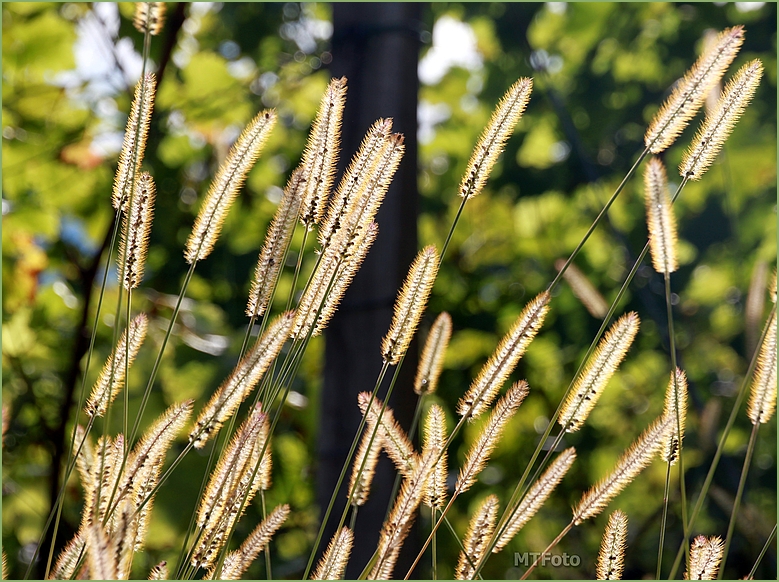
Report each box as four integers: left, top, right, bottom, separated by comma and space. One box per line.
2, 2, 776, 580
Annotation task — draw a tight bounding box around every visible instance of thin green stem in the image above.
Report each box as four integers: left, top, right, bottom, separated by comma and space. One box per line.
431, 506, 437, 580
286, 226, 309, 312
747, 523, 776, 580
719, 422, 759, 579
548, 146, 649, 294
439, 196, 467, 265
657, 461, 673, 579
128, 259, 197, 446
262, 489, 273, 580
520, 520, 575, 580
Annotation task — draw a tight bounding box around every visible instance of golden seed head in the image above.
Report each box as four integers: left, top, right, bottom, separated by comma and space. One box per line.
148, 561, 168, 580
573, 414, 673, 524
247, 168, 305, 317
494, 447, 576, 553
423, 404, 448, 509
190, 311, 292, 448
371, 446, 438, 579
680, 59, 763, 181
50, 532, 86, 581
662, 369, 688, 465
644, 158, 678, 274
415, 312, 453, 395
455, 494, 500, 580
216, 504, 290, 580
185, 109, 277, 263
318, 118, 394, 246
86, 522, 117, 581
113, 73, 156, 211
118, 172, 156, 290
348, 420, 381, 507
457, 381, 529, 495
382, 245, 440, 364
357, 392, 417, 478
311, 527, 354, 580
645, 26, 744, 153
559, 312, 640, 433
747, 309, 777, 425
85, 313, 148, 418
133, 2, 166, 35
596, 510, 628, 580
458, 291, 549, 420
460, 78, 532, 200
299, 77, 347, 227
686, 535, 724, 580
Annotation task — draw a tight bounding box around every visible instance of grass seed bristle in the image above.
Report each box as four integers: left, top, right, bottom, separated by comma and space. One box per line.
680, 59, 763, 181
133, 2, 166, 35
596, 510, 628, 580
455, 494, 499, 580
645, 26, 744, 153
747, 309, 777, 425
185, 109, 276, 263
662, 369, 688, 465
686, 535, 724, 580
457, 292, 549, 420
311, 527, 354, 580
118, 172, 156, 290
415, 312, 453, 395
644, 158, 678, 274
357, 392, 417, 478
559, 312, 639, 433
423, 404, 448, 509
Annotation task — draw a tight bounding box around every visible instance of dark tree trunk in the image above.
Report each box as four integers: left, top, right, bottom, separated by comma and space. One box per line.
318, 3, 422, 578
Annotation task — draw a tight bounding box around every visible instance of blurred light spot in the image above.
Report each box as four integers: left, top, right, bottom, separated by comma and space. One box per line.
103, 313, 115, 327
182, 332, 229, 356
2, 199, 12, 215
219, 40, 241, 60
533, 415, 549, 434
546, 2, 567, 14
736, 2, 764, 11
417, 101, 451, 144
418, 15, 483, 85
550, 141, 571, 163
286, 391, 309, 409
460, 93, 479, 113
266, 185, 284, 204
227, 56, 256, 80
53, 281, 78, 309
430, 155, 449, 176
480, 464, 504, 485
180, 187, 197, 205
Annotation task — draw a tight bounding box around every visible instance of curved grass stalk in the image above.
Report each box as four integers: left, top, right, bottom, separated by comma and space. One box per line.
746, 524, 776, 580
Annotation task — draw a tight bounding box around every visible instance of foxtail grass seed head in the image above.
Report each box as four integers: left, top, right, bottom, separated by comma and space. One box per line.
318, 118, 393, 247
311, 527, 354, 580
457, 381, 529, 495
494, 447, 577, 553
645, 26, 744, 153
644, 158, 678, 274
246, 168, 305, 317
299, 77, 347, 227
747, 309, 777, 424
371, 447, 438, 580
194, 405, 270, 569
460, 78, 532, 200
190, 311, 292, 448
121, 400, 193, 526
348, 416, 382, 507
555, 259, 609, 319
86, 523, 117, 581
50, 532, 85, 581
423, 404, 448, 509
113, 73, 156, 211
770, 269, 777, 304
455, 494, 499, 580
185, 109, 277, 263
358, 392, 417, 478
662, 369, 688, 465
85, 313, 148, 417
312, 221, 379, 337
559, 312, 640, 433
118, 172, 156, 289
133, 2, 166, 35
680, 59, 763, 181
686, 535, 724, 580
215, 504, 290, 580
458, 292, 549, 419
415, 312, 452, 395
382, 245, 440, 364
596, 510, 628, 580
573, 414, 673, 524
148, 561, 168, 580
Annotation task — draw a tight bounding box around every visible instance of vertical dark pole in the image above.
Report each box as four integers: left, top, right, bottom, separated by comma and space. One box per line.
319, 2, 421, 577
